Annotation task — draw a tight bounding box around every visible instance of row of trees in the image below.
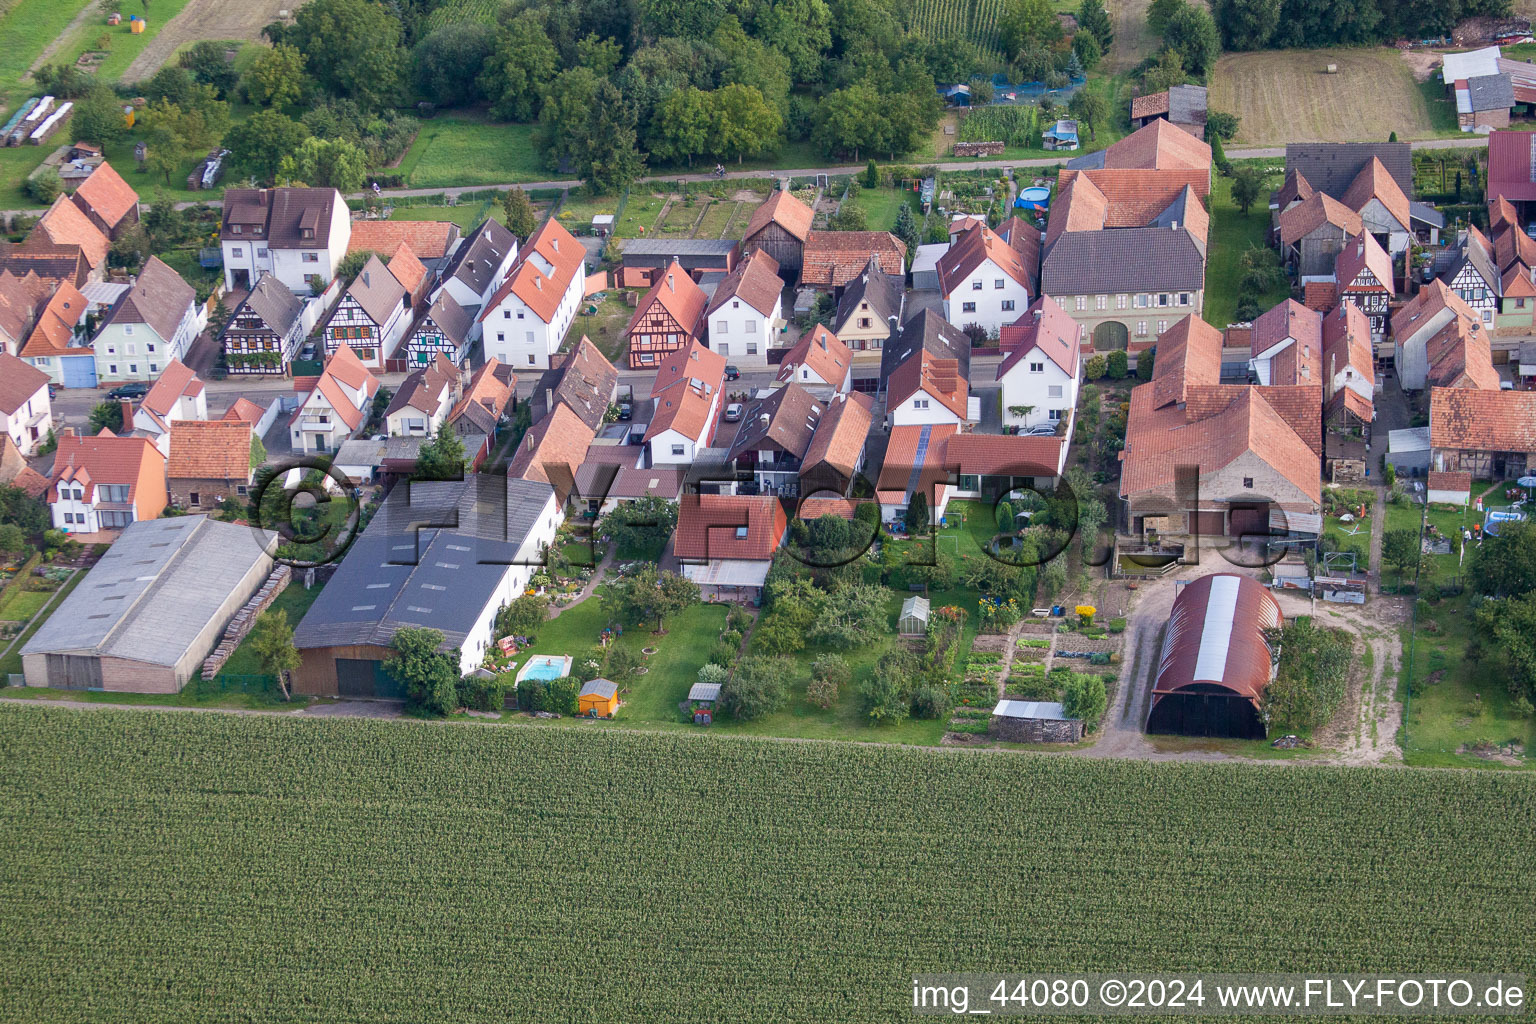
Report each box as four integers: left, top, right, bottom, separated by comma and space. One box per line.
1210, 0, 1510, 51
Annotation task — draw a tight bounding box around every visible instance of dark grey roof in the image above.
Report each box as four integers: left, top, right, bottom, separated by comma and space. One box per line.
1168, 84, 1208, 124
241, 273, 304, 335
414, 292, 476, 348
1065, 150, 1106, 170
440, 217, 515, 297
622, 239, 739, 256
835, 257, 904, 334
338, 255, 407, 327
1146, 186, 1205, 256
1284, 143, 1413, 199
220, 188, 339, 249
1410, 201, 1445, 229
1041, 227, 1205, 294
294, 476, 555, 651
103, 257, 195, 341
1468, 73, 1515, 111
580, 678, 618, 698
880, 308, 971, 382
1444, 232, 1500, 295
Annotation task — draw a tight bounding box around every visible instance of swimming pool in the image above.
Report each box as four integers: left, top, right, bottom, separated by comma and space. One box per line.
516, 654, 573, 683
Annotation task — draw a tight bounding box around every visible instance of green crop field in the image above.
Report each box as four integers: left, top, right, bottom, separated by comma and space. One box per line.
1, 706, 1532, 1021
911, 0, 1009, 63
424, 0, 502, 31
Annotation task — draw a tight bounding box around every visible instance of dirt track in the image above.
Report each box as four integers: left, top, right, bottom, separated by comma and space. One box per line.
120, 0, 306, 82
1107, 0, 1155, 73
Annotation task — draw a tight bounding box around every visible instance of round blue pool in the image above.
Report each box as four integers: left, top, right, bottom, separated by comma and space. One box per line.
1018, 186, 1051, 205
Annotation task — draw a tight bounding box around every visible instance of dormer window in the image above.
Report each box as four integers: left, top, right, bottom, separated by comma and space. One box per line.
231, 225, 241, 234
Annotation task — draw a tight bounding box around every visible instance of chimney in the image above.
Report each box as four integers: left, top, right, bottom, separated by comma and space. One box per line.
535, 276, 542, 290
667, 273, 675, 291
759, 413, 770, 428
361, 270, 369, 288
120, 399, 134, 426
551, 238, 559, 252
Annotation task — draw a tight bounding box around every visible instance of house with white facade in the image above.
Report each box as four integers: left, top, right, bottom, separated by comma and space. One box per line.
289, 344, 381, 454
882, 310, 973, 428
937, 221, 1039, 337
433, 217, 518, 311
131, 359, 207, 455
48, 429, 167, 533
384, 354, 458, 438
1249, 299, 1323, 387
774, 324, 853, 397
219, 188, 351, 295
995, 297, 1082, 432
0, 353, 51, 456
479, 218, 586, 371
643, 339, 726, 467
705, 249, 783, 368
92, 257, 200, 383
1393, 279, 1488, 391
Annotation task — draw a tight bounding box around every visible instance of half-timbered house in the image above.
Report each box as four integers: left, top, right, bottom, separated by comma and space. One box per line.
1334, 231, 1392, 341
219, 273, 305, 376
397, 292, 477, 368
624, 259, 707, 370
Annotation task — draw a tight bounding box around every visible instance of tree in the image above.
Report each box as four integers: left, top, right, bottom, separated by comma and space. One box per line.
806, 653, 850, 709
89, 402, 123, 435
1383, 527, 1420, 585
639, 0, 725, 40
1011, 44, 1056, 86
249, 608, 301, 699
289, 0, 406, 111
601, 496, 678, 556
1474, 592, 1536, 703
286, 136, 368, 191
480, 11, 559, 122
905, 492, 929, 535
577, 33, 623, 77
653, 85, 712, 166
1076, 0, 1114, 50
23, 169, 62, 206
0, 485, 47, 535
811, 80, 885, 160
0, 523, 28, 559
1062, 673, 1107, 731
500, 594, 549, 637
250, 433, 267, 470
1071, 30, 1102, 72
860, 648, 914, 724
892, 201, 919, 251
1209, 0, 1280, 50
829, 195, 867, 230
996, 500, 1015, 533
414, 425, 466, 481
1105, 349, 1128, 379
1162, 5, 1221, 76
71, 86, 128, 147
179, 40, 239, 98
1147, 0, 1187, 34
719, 655, 789, 720
534, 67, 601, 173
708, 83, 782, 164
809, 583, 887, 646
1000, 0, 1063, 53
1469, 519, 1536, 597
225, 109, 311, 185
385, 626, 459, 715
1205, 110, 1240, 140
501, 187, 538, 239
757, 0, 832, 82
1068, 87, 1109, 140
603, 565, 699, 632
244, 43, 308, 108
864, 158, 878, 188
1142, 48, 1187, 93
1231, 163, 1265, 214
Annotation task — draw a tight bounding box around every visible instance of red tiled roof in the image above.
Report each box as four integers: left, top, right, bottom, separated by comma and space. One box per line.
17, 280, 87, 358
35, 194, 109, 269
0, 352, 48, 416
0, 269, 50, 344
71, 161, 138, 231
802, 391, 873, 479
446, 358, 513, 433
1335, 231, 1393, 296
1303, 281, 1339, 311
997, 296, 1080, 379
776, 324, 851, 387
743, 190, 814, 244
1427, 470, 1472, 492
168, 419, 251, 481
876, 423, 960, 503
938, 224, 1037, 298
644, 373, 722, 445
1327, 386, 1375, 424
386, 242, 429, 298
50, 431, 164, 506
141, 359, 202, 421
347, 219, 458, 260
1278, 192, 1362, 247
1425, 316, 1499, 391
1490, 195, 1520, 232
0, 434, 48, 497
1340, 157, 1411, 232
1057, 168, 1210, 230
1430, 386, 1536, 450
1183, 383, 1323, 457
1252, 299, 1323, 386
650, 337, 726, 399
1322, 303, 1373, 383
481, 218, 585, 325
308, 344, 379, 432
1148, 314, 1222, 410
1489, 130, 1536, 202
674, 494, 788, 561
223, 398, 266, 423
1131, 90, 1171, 119
1098, 120, 1212, 184
626, 264, 708, 340
707, 248, 783, 317
796, 496, 861, 519
945, 432, 1066, 478
886, 349, 968, 419
1392, 278, 1479, 343
800, 232, 906, 289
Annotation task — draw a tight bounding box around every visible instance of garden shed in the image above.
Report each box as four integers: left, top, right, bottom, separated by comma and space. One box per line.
899, 595, 930, 636
990, 700, 1084, 743
578, 678, 619, 717
687, 681, 721, 704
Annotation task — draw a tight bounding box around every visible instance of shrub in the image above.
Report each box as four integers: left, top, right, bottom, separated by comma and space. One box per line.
720, 656, 790, 720
1105, 350, 1128, 379
456, 674, 511, 712
1062, 674, 1107, 732
910, 684, 952, 719
707, 641, 737, 667
696, 663, 729, 686
1006, 675, 1059, 700
1107, 618, 1126, 634
605, 645, 642, 680
546, 676, 580, 715
808, 654, 851, 710
718, 628, 744, 650
1085, 354, 1107, 379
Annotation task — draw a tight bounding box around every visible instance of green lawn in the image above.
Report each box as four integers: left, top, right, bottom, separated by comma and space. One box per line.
1415, 75, 1463, 136
694, 197, 740, 239
567, 292, 631, 362
0, 587, 49, 623
858, 186, 919, 232
1204, 163, 1288, 329
0, 0, 92, 84
390, 203, 498, 232
402, 118, 545, 188
58, 0, 199, 84
614, 191, 666, 238
214, 584, 324, 680
557, 192, 619, 231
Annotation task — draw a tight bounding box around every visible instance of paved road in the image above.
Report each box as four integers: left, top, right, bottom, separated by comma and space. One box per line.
0, 137, 1493, 218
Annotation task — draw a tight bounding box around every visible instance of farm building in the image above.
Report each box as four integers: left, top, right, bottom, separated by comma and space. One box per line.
620, 239, 739, 287
898, 595, 929, 636
990, 700, 1084, 744
578, 678, 619, 717
1145, 574, 1283, 740
20, 516, 278, 693
1130, 84, 1207, 134
742, 190, 815, 276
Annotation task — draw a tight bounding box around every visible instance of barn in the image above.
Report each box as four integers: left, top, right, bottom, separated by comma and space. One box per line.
1145, 574, 1283, 740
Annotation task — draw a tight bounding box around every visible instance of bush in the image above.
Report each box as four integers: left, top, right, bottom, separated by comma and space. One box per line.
807, 654, 850, 709
1105, 350, 1128, 379
23, 170, 62, 206
1085, 354, 1107, 379
1107, 618, 1126, 634
910, 684, 952, 719
1062, 674, 1107, 732
1006, 675, 1059, 700
707, 641, 737, 667
456, 674, 511, 712
546, 676, 580, 715
720, 656, 790, 720
605, 645, 641, 680
697, 663, 729, 686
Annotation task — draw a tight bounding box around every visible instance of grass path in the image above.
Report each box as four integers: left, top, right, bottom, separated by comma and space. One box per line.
25, 0, 96, 75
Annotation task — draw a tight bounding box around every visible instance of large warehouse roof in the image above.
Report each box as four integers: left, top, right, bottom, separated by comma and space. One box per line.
23, 516, 276, 667
1153, 574, 1282, 705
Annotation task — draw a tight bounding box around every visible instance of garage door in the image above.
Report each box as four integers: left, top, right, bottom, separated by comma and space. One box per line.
45, 653, 100, 690
1228, 505, 1270, 540
1193, 510, 1225, 537
335, 658, 404, 699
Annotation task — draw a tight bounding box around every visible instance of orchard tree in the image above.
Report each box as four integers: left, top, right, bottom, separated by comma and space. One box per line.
1382, 528, 1420, 586
243, 43, 308, 108
1068, 87, 1109, 139
225, 109, 311, 185
1231, 164, 1265, 213
70, 86, 128, 147
719, 655, 789, 720
601, 495, 678, 556
1000, 0, 1063, 54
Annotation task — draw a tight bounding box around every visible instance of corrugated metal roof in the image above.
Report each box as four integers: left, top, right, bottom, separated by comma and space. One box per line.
1152, 574, 1281, 710
993, 699, 1070, 720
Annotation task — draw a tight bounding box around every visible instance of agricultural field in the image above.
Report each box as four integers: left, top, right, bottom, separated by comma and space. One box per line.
1209, 48, 1455, 146
911, 0, 1008, 63
1, 706, 1532, 1020
424, 0, 502, 32
118, 0, 301, 82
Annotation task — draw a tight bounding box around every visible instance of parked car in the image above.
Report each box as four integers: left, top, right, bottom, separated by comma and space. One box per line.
617, 402, 632, 420
723, 402, 743, 422
47, 384, 58, 399
724, 365, 741, 381
106, 381, 151, 400
1025, 423, 1059, 436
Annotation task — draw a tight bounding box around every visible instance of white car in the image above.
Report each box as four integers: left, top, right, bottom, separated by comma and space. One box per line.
724, 403, 743, 422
